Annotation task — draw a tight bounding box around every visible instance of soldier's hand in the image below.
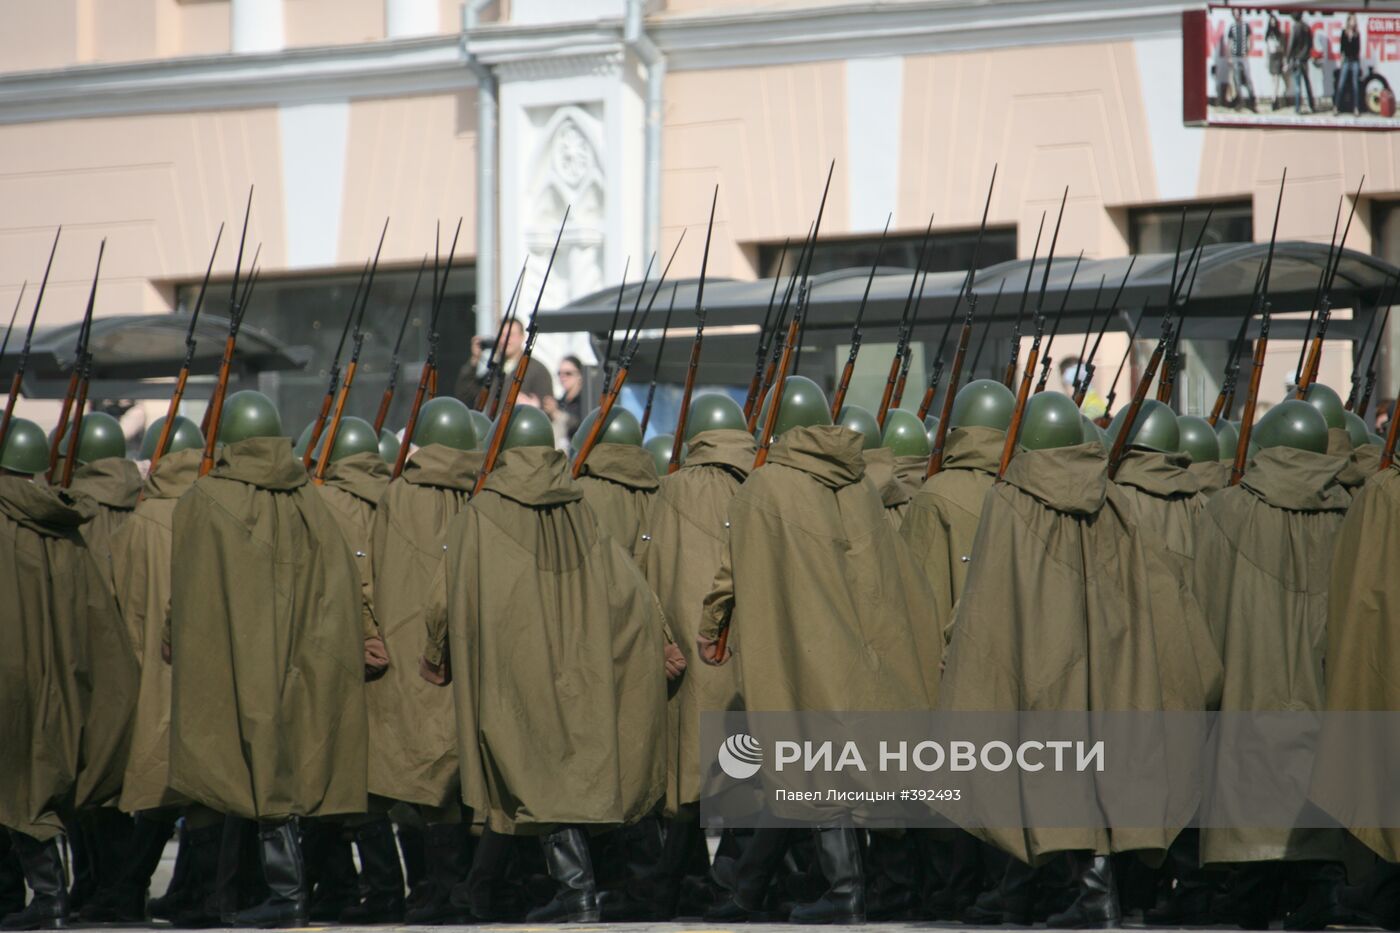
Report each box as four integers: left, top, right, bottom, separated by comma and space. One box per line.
364, 636, 391, 681
419, 655, 451, 686
664, 643, 687, 680
697, 633, 730, 666
161, 640, 172, 664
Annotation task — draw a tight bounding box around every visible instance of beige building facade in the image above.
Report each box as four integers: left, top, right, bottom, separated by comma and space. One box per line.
1, 0, 1397, 432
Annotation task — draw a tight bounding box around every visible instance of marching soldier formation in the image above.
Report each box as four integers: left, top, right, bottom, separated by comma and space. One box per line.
4, 171, 1400, 933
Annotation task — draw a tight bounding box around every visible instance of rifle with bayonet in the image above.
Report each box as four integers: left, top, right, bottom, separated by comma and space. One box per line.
47, 243, 104, 483
1353, 273, 1397, 418
998, 186, 1068, 478
1066, 275, 1106, 399
2, 229, 62, 452
1076, 258, 1135, 408
747, 231, 807, 432
374, 257, 427, 434
662, 188, 719, 471
150, 224, 223, 470
392, 219, 461, 479
1003, 213, 1045, 388
831, 216, 890, 419
875, 212, 935, 428
1230, 170, 1288, 484
314, 220, 390, 483
1297, 178, 1364, 397
640, 285, 679, 436
479, 261, 528, 416
1035, 250, 1083, 394
473, 210, 568, 495
304, 255, 374, 469
744, 241, 789, 420
54, 241, 106, 488
1156, 220, 1212, 406
574, 231, 684, 478
966, 282, 1004, 386
890, 268, 931, 412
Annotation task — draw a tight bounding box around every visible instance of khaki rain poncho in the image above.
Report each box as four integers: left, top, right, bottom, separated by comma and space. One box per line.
168, 437, 366, 820
698, 425, 940, 713
424, 446, 668, 833
575, 442, 659, 555
317, 452, 390, 643
0, 477, 136, 839
66, 457, 142, 599
113, 448, 201, 813
1188, 459, 1231, 496
900, 426, 1004, 645
939, 443, 1218, 863
367, 444, 481, 807
862, 446, 912, 529
1312, 464, 1400, 861
1193, 447, 1349, 864
638, 428, 753, 810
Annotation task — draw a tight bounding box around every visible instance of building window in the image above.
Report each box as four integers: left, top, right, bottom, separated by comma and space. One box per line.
175, 264, 476, 435
1129, 200, 1253, 254
756, 227, 1017, 279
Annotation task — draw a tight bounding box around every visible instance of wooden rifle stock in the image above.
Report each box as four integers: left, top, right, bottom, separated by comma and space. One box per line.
1072, 363, 1093, 407
573, 366, 628, 479
149, 367, 190, 468
60, 358, 92, 488
373, 386, 394, 435
46, 369, 82, 482
668, 332, 703, 474
199, 332, 238, 477
1231, 317, 1270, 485
313, 357, 357, 484
926, 297, 977, 478
1380, 393, 1400, 471
391, 361, 433, 480
997, 340, 1042, 479
1107, 322, 1172, 480
472, 355, 528, 496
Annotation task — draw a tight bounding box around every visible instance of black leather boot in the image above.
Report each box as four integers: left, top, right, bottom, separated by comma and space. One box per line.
233, 821, 308, 928
147, 820, 190, 921
965, 856, 1037, 925
303, 821, 357, 922
789, 828, 866, 924
339, 819, 405, 925
705, 828, 790, 922
1340, 859, 1400, 931
599, 816, 666, 921
1, 833, 68, 931
0, 836, 27, 920
1283, 861, 1353, 930
1046, 853, 1121, 929
526, 828, 599, 923
403, 823, 471, 924
163, 822, 226, 928
79, 814, 173, 922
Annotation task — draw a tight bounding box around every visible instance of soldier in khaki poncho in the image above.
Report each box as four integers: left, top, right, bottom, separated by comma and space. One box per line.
698, 376, 940, 925
421, 405, 672, 924
166, 391, 368, 929
572, 405, 658, 556
637, 394, 753, 913
367, 396, 481, 924
0, 417, 137, 932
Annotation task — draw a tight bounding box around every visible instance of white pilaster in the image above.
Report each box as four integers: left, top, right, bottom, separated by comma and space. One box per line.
231, 0, 284, 54
385, 0, 438, 39
845, 56, 903, 233
279, 101, 349, 268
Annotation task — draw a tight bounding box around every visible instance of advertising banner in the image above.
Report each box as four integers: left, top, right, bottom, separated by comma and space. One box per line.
1184, 5, 1400, 128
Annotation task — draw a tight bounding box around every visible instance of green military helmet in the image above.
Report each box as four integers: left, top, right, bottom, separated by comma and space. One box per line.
498, 404, 555, 450
1107, 399, 1180, 454
323, 417, 379, 463
685, 393, 746, 441
1301, 383, 1346, 430
1176, 415, 1220, 463
950, 378, 1016, 431
140, 415, 204, 460
1080, 414, 1105, 446
755, 375, 831, 441
0, 418, 51, 475
1252, 399, 1328, 454
572, 406, 643, 453
412, 396, 477, 452
293, 422, 316, 458
467, 409, 493, 451
1019, 391, 1084, 451
378, 428, 401, 464
837, 405, 881, 450
1214, 419, 1239, 462
645, 434, 675, 474
217, 390, 283, 443
924, 414, 939, 448
1342, 410, 1370, 448
881, 408, 931, 458
56, 410, 126, 463
1368, 432, 1385, 447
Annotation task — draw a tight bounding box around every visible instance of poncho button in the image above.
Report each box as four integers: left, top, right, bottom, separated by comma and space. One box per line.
641, 534, 652, 542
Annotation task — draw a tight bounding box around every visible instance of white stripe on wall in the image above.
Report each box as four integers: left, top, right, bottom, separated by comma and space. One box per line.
1133, 34, 1205, 202
845, 56, 904, 233
279, 101, 349, 269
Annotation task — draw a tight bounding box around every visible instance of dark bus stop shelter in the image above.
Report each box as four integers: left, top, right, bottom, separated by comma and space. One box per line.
542, 242, 1397, 393
0, 313, 306, 400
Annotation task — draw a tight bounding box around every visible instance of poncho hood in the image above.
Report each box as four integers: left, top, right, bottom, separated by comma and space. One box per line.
323, 452, 391, 505
576, 442, 660, 491
142, 448, 201, 501
1241, 447, 1350, 513
1113, 449, 1200, 498
863, 446, 911, 508
942, 426, 1005, 475
483, 447, 583, 507
767, 424, 865, 489
1002, 443, 1108, 515
70, 458, 142, 509
1327, 427, 1368, 489
404, 444, 481, 493
0, 476, 88, 536
1188, 460, 1231, 495
683, 429, 755, 478
211, 437, 306, 491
